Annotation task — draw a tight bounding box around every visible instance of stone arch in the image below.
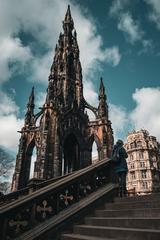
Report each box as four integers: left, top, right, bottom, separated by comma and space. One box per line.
63, 133, 80, 174
89, 134, 101, 162
21, 138, 37, 187
85, 108, 96, 121
92, 141, 99, 164
84, 105, 98, 119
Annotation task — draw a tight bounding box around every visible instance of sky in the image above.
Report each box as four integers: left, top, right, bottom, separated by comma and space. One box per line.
0, 0, 160, 158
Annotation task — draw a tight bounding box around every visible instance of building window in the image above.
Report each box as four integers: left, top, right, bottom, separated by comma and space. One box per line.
142, 182, 148, 189
140, 162, 145, 168
141, 170, 147, 179
137, 141, 142, 148
139, 152, 143, 159
130, 142, 135, 149
131, 172, 136, 180
130, 163, 134, 169
130, 154, 134, 160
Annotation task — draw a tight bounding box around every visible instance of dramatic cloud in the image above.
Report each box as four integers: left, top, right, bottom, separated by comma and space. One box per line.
103, 47, 121, 67
130, 87, 160, 141
146, 0, 160, 30
109, 87, 160, 143
0, 37, 32, 83
0, 91, 19, 115
118, 13, 144, 44
110, 0, 153, 51
109, 0, 129, 17
0, 115, 23, 152
84, 81, 98, 107
0, 91, 23, 152
109, 103, 129, 141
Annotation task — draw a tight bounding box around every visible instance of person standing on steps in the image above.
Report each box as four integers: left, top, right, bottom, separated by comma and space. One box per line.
112, 139, 128, 197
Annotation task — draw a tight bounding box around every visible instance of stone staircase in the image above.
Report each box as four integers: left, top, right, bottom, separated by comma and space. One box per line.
61, 193, 160, 240
0, 158, 118, 240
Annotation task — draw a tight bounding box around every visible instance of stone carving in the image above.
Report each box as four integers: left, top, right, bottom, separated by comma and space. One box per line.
60, 189, 73, 206
36, 200, 52, 219
9, 214, 28, 234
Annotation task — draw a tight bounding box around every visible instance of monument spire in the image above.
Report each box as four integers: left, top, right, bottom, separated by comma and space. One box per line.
46, 5, 83, 110
12, 6, 114, 191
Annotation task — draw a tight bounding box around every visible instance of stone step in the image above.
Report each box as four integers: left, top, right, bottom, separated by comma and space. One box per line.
105, 200, 160, 210
73, 225, 160, 240
61, 233, 114, 240
114, 193, 160, 203
95, 208, 160, 217
85, 217, 160, 229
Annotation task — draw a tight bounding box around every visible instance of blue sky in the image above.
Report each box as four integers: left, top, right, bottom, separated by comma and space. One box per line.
0, 0, 160, 156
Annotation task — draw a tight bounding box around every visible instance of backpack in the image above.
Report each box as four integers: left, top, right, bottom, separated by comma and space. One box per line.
111, 147, 121, 163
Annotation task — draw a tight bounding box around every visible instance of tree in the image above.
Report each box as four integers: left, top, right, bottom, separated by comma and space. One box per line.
0, 181, 11, 194
0, 147, 15, 194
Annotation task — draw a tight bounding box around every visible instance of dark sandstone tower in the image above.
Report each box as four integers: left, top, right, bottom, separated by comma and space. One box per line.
11, 6, 114, 191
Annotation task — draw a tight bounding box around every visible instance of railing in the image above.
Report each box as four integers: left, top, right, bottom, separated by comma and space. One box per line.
0, 158, 116, 240
0, 174, 71, 206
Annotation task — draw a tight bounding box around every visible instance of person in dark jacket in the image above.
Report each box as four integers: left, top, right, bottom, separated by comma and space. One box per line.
112, 139, 128, 197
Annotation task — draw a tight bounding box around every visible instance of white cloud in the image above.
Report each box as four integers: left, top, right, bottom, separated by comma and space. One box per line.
84, 81, 98, 107
0, 91, 19, 115
138, 39, 153, 55
110, 0, 152, 52
118, 13, 144, 44
108, 87, 160, 143
35, 91, 46, 109
104, 47, 121, 66
109, 103, 129, 141
109, 0, 129, 17
0, 91, 23, 152
0, 114, 23, 151
0, 37, 32, 83
145, 0, 160, 29
130, 87, 160, 141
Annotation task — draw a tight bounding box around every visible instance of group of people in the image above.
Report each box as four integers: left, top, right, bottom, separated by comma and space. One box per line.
112, 139, 128, 197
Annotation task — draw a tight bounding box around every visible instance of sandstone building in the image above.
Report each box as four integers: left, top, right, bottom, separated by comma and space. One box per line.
11, 6, 113, 191
125, 129, 160, 195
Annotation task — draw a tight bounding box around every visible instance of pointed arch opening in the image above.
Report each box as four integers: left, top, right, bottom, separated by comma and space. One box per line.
92, 141, 99, 164
63, 134, 80, 174
89, 134, 101, 164
85, 109, 96, 121
29, 147, 37, 179
22, 139, 37, 185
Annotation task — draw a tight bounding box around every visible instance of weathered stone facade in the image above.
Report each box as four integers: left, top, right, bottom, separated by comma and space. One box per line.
125, 129, 160, 195
11, 6, 114, 191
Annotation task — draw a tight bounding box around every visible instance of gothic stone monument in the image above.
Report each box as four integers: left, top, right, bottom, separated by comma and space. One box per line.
12, 6, 114, 191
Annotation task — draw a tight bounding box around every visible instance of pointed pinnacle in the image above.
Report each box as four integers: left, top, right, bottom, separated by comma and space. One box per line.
30, 86, 34, 99
28, 86, 35, 107
100, 77, 105, 91
31, 86, 34, 95
65, 5, 72, 21
74, 29, 77, 38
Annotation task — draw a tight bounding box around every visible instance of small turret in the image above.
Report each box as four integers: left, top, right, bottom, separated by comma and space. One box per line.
24, 87, 35, 126
98, 78, 108, 118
